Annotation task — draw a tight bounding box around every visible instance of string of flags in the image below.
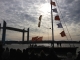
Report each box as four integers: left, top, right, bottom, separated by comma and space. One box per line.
51, 0, 66, 37
52, 8, 58, 13
55, 15, 60, 20
37, 15, 43, 41
38, 15, 42, 27
37, 0, 66, 39
50, 1, 56, 6
60, 31, 66, 37
32, 36, 43, 41
57, 23, 63, 28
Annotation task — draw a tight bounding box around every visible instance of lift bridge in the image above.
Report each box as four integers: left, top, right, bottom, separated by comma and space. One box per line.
0, 21, 80, 45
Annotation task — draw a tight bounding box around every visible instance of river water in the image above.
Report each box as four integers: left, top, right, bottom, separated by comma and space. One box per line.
3, 44, 80, 54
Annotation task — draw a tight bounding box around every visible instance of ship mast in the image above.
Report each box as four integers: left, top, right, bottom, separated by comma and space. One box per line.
51, 0, 54, 47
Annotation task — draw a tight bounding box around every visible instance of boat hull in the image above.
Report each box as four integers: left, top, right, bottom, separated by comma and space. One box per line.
28, 46, 78, 55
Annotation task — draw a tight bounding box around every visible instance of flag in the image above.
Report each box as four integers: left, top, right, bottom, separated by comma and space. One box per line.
39, 15, 42, 21
38, 21, 41, 27
52, 8, 58, 13
38, 15, 42, 27
55, 15, 60, 20
32, 36, 38, 41
60, 31, 66, 37
50, 1, 56, 6
57, 23, 63, 28
37, 37, 43, 41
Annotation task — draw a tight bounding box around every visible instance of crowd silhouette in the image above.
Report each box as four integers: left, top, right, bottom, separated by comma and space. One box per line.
0, 44, 80, 60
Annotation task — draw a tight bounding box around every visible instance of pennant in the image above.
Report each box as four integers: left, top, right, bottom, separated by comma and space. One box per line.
38, 15, 42, 27
57, 23, 63, 28
55, 15, 60, 20
52, 8, 58, 13
50, 1, 56, 6
39, 15, 42, 21
38, 21, 41, 27
32, 36, 38, 41
37, 37, 43, 41
60, 31, 66, 37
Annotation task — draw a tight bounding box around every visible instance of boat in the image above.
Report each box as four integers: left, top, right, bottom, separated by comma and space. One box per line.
28, 45, 78, 56
28, 0, 78, 56
0, 0, 78, 57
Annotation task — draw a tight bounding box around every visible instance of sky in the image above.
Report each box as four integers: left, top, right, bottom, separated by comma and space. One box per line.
0, 0, 80, 41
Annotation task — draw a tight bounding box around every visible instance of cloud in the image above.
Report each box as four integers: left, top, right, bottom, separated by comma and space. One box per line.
57, 0, 80, 24
0, 0, 80, 41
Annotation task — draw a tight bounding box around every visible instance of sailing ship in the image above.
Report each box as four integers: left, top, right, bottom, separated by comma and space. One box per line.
30, 0, 78, 56
49, 0, 78, 55
0, 0, 78, 57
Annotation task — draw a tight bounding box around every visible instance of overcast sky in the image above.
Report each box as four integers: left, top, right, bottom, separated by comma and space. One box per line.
0, 0, 80, 41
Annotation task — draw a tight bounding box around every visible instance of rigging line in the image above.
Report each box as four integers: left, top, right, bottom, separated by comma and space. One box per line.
41, 22, 50, 29
59, 21, 71, 47
56, 1, 71, 47
55, 0, 75, 47
42, 24, 50, 40
38, 28, 41, 37
54, 0, 71, 47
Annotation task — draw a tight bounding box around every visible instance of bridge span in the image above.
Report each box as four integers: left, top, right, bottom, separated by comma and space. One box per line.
0, 41, 80, 44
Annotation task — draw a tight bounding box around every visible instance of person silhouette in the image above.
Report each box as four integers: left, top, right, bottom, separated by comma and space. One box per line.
60, 43, 61, 47
76, 51, 80, 60
47, 48, 61, 60
65, 52, 74, 60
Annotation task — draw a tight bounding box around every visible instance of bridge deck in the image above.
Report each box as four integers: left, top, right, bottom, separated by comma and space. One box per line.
0, 41, 80, 44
